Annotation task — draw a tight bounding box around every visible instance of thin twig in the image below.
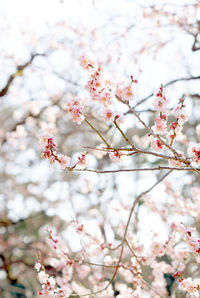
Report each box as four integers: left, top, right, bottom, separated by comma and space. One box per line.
84, 118, 110, 147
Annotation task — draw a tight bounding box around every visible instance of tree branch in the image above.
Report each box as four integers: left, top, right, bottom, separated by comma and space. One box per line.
0, 53, 44, 98
135, 75, 200, 107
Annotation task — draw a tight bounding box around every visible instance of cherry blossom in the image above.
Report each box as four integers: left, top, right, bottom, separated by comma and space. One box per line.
58, 154, 70, 169
77, 152, 88, 166
67, 99, 85, 125
102, 108, 115, 122
40, 136, 57, 164
152, 116, 167, 134
187, 143, 200, 164
109, 150, 124, 162
180, 278, 200, 297
79, 54, 96, 70
153, 86, 168, 113
151, 137, 163, 152
115, 83, 134, 102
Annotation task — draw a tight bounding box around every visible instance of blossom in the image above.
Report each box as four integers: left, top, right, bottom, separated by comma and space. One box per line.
187, 143, 200, 164
153, 97, 168, 113
48, 276, 56, 288
77, 152, 88, 166
153, 86, 168, 112
79, 55, 96, 70
58, 154, 70, 169
150, 241, 165, 256
103, 108, 115, 122
151, 138, 163, 152
67, 99, 85, 125
174, 107, 187, 124
180, 278, 200, 297
39, 135, 56, 149
40, 135, 57, 164
97, 90, 112, 106
38, 271, 48, 284
85, 65, 113, 106
109, 150, 124, 162
115, 83, 134, 102
195, 240, 200, 254
152, 116, 167, 134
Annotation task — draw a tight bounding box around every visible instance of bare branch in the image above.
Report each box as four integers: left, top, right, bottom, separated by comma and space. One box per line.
0, 53, 45, 98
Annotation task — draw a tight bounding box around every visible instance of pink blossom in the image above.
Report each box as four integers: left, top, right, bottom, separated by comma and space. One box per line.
153, 86, 168, 112
180, 278, 200, 296
58, 154, 70, 169
48, 276, 56, 288
39, 135, 56, 149
151, 138, 163, 152
150, 241, 164, 257
67, 99, 85, 125
48, 155, 56, 164
85, 66, 113, 106
115, 83, 134, 102
187, 143, 200, 164
195, 240, 200, 254
79, 55, 95, 70
153, 97, 168, 113
152, 116, 167, 134
38, 289, 55, 297
109, 150, 124, 162
98, 90, 112, 106
173, 107, 187, 124
77, 152, 88, 166
103, 108, 115, 122
40, 136, 57, 164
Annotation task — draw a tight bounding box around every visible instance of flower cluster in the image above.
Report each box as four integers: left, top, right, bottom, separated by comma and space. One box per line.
39, 135, 71, 169
40, 135, 57, 164
174, 223, 200, 255
67, 99, 85, 125
153, 85, 168, 113
169, 98, 187, 143
180, 278, 200, 297
35, 262, 57, 297
151, 88, 188, 160
85, 64, 113, 106
152, 115, 167, 135
188, 143, 200, 164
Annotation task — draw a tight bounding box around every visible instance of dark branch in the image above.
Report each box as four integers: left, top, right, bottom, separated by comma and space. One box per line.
0, 53, 45, 98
